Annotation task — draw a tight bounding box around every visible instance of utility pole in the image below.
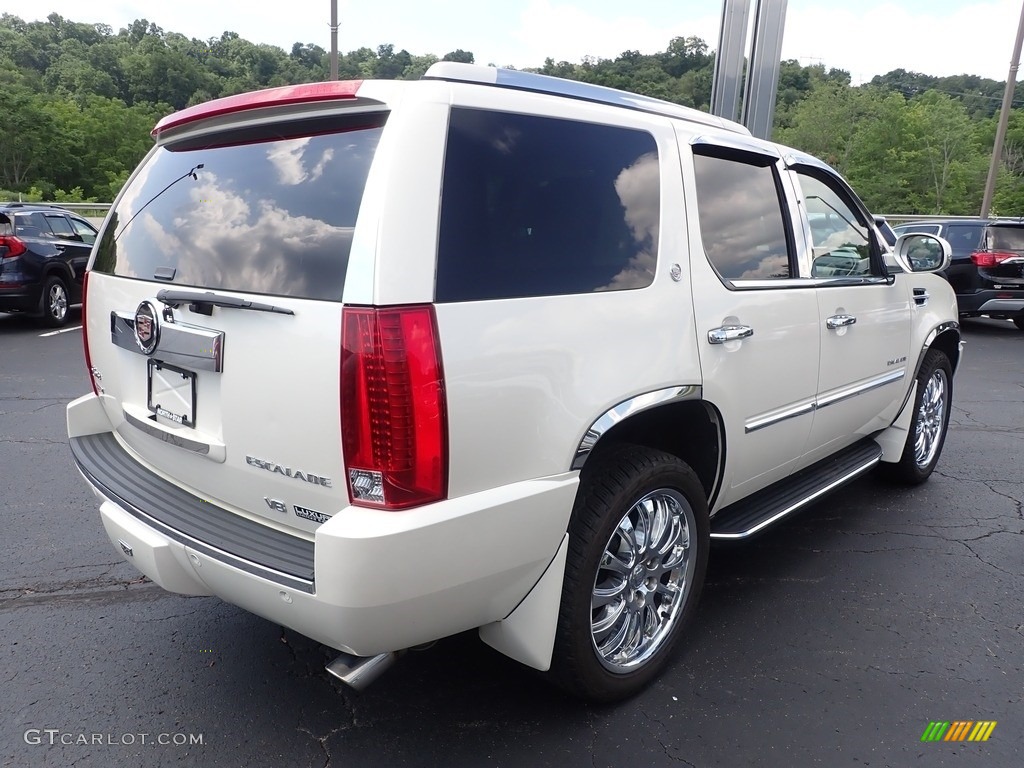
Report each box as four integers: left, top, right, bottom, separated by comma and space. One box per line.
330, 0, 339, 80
981, 0, 1024, 218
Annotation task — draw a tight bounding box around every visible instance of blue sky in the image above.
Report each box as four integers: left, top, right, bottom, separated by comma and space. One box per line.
5, 0, 1022, 84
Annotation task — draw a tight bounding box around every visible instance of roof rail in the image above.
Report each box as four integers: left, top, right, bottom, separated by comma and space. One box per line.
422, 62, 750, 136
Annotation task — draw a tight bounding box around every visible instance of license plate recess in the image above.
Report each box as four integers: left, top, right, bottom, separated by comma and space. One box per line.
147, 360, 196, 426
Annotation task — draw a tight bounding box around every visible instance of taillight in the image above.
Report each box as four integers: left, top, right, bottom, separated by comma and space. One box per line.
970, 250, 1016, 267
341, 305, 447, 510
82, 271, 98, 396
0, 234, 27, 259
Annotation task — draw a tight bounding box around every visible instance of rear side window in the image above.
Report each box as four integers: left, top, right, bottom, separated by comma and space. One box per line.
942, 224, 983, 256
92, 116, 385, 301
14, 212, 53, 238
692, 148, 792, 280
894, 224, 940, 236
436, 108, 660, 302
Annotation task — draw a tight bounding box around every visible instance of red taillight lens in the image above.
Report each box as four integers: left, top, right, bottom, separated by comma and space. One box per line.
341, 305, 447, 510
0, 234, 27, 259
970, 250, 1016, 267
82, 271, 98, 396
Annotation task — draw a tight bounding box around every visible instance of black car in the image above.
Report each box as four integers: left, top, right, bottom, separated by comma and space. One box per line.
0, 203, 97, 326
892, 218, 1024, 330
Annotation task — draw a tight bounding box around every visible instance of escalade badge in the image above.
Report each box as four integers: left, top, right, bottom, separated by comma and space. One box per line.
134, 300, 160, 355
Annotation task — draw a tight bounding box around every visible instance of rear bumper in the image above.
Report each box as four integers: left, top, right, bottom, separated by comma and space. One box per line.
67, 393, 578, 655
0, 283, 39, 312
957, 288, 1024, 316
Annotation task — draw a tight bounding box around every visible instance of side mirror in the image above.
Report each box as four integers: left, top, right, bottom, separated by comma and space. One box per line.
891, 233, 951, 273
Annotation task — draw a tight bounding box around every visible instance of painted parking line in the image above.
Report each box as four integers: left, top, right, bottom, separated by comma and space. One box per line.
39, 325, 82, 337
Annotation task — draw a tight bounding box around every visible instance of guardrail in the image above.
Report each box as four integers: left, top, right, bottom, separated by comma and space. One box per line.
45, 202, 112, 212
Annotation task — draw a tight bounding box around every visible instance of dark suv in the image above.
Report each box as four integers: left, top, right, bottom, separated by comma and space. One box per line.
893, 218, 1024, 329
0, 204, 96, 326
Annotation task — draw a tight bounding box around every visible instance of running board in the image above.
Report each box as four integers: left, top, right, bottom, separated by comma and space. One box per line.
710, 439, 882, 540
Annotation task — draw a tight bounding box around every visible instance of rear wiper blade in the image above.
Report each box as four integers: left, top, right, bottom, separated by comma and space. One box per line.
156, 289, 294, 316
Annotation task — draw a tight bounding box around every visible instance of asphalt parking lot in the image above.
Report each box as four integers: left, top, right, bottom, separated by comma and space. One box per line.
1, 309, 1021, 768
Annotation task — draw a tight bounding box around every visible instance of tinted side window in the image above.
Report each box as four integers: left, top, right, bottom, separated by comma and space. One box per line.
70, 217, 97, 244
943, 224, 983, 257
45, 214, 75, 238
692, 149, 791, 280
797, 170, 874, 278
436, 109, 659, 302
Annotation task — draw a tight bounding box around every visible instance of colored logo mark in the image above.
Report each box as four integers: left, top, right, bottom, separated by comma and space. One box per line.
921, 721, 997, 742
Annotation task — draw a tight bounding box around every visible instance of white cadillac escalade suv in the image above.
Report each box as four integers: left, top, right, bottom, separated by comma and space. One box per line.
67, 63, 960, 702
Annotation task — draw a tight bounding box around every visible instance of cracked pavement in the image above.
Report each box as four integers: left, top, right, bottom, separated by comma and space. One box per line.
2, 313, 1021, 768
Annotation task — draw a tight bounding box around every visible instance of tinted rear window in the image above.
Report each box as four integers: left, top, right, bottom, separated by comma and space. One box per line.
436, 108, 659, 301
984, 225, 1024, 252
93, 116, 385, 301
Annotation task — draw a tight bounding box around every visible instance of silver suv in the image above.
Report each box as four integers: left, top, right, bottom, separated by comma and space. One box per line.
68, 63, 960, 701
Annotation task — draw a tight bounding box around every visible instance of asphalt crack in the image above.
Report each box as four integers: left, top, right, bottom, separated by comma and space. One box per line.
0, 578, 157, 610
640, 709, 697, 766
297, 723, 347, 768
982, 481, 1024, 520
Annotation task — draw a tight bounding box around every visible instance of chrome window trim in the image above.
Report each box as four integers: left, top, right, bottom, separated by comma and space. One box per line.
572, 386, 702, 470
111, 310, 225, 373
722, 275, 894, 291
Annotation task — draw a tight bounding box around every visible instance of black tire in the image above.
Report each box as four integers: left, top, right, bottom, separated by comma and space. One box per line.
549, 444, 709, 702
1013, 313, 1024, 331
882, 349, 952, 485
38, 275, 70, 328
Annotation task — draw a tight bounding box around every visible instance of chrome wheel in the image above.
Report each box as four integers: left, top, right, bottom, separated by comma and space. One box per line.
913, 367, 947, 469
591, 488, 696, 672
48, 281, 68, 323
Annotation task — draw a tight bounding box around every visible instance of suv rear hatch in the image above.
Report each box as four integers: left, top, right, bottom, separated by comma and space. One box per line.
84, 85, 390, 537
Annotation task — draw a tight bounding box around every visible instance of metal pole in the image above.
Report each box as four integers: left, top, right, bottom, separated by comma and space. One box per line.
742, 0, 787, 140
330, 0, 339, 81
980, 0, 1024, 217
710, 0, 751, 123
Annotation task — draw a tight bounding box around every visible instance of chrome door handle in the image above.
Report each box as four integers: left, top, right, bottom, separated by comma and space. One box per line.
708, 325, 754, 344
826, 315, 857, 330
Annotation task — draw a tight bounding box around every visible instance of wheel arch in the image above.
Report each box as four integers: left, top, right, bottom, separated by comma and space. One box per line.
920, 322, 961, 377
572, 390, 725, 509
39, 262, 75, 290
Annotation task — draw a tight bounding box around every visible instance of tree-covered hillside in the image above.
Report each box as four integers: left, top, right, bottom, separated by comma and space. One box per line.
3, 11, 1024, 215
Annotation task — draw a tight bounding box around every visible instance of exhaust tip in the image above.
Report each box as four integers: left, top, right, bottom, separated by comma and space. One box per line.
325, 651, 400, 691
